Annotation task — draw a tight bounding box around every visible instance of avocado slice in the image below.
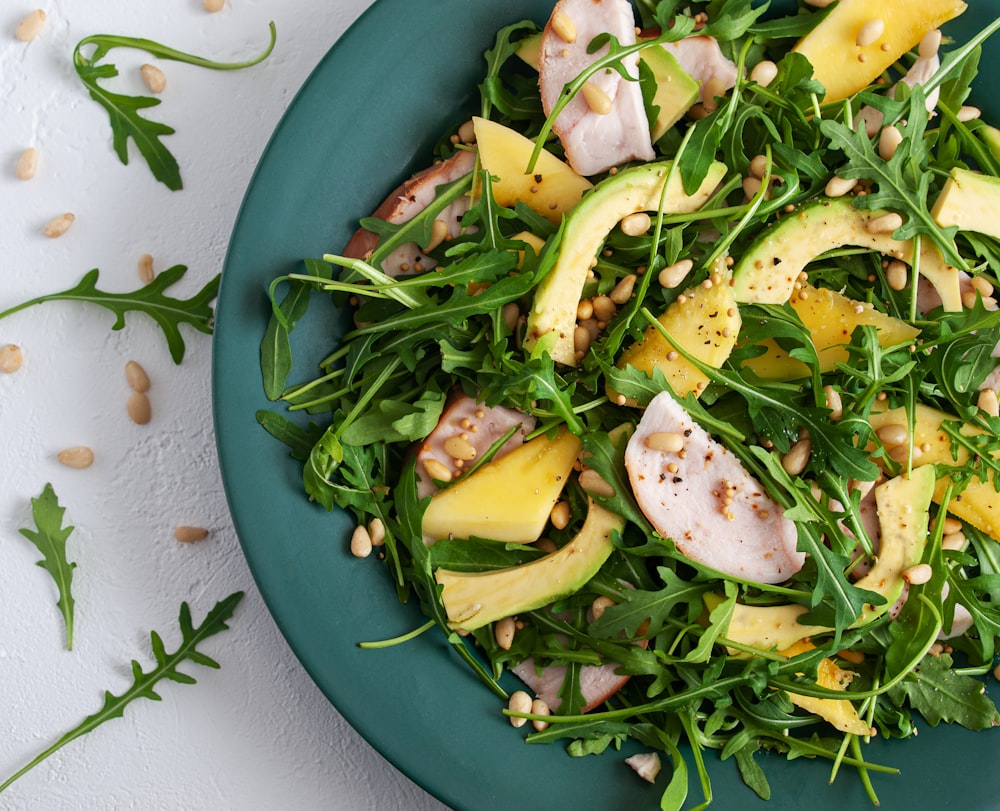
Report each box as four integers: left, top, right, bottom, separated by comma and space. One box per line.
716, 466, 935, 652
435, 498, 623, 631
639, 45, 700, 142
525, 159, 727, 365
931, 166, 1000, 240
731, 197, 962, 311
980, 124, 1000, 164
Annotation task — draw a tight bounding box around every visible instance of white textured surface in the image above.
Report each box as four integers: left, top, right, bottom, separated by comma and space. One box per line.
0, 3, 450, 809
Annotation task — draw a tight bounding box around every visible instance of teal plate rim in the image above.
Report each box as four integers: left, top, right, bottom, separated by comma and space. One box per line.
212, 2, 1000, 809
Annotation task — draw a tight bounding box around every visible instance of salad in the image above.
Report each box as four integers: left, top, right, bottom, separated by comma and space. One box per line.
257, 0, 1000, 806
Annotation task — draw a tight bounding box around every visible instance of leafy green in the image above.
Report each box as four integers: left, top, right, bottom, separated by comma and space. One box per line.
72, 24, 276, 189
0, 593, 243, 796
0, 265, 218, 363
886, 652, 1000, 729
18, 484, 77, 651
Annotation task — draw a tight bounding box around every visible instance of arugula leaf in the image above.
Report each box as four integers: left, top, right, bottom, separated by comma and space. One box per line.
0, 593, 243, 796
18, 484, 77, 651
886, 652, 1000, 729
0, 265, 218, 364
72, 24, 276, 189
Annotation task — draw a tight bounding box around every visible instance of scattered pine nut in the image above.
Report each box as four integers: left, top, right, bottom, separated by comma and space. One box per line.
749, 60, 777, 87
591, 595, 616, 621
609, 274, 636, 305
507, 690, 532, 727
971, 275, 995, 298
138, 253, 155, 284
422, 219, 449, 253
823, 385, 843, 420
645, 431, 684, 453
58, 446, 94, 469
204, 0, 225, 11
875, 423, 909, 447
549, 501, 571, 530
582, 81, 613, 115
885, 259, 908, 291
494, 616, 516, 650
551, 10, 577, 43
579, 468, 615, 498
625, 752, 662, 783
701, 77, 726, 113
658, 259, 693, 289
573, 325, 591, 356
781, 438, 811, 475
742, 176, 763, 200
443, 434, 477, 462
174, 525, 209, 543
140, 64, 167, 94
591, 295, 616, 322
422, 457, 453, 483
748, 154, 769, 180
0, 344, 23, 373
15, 147, 38, 180
43, 213, 75, 238
576, 299, 594, 321
126, 391, 152, 424
878, 125, 903, 160
368, 517, 386, 546
977, 388, 1000, 417
15, 9, 45, 42
865, 212, 903, 235
531, 698, 551, 731
350, 524, 373, 557
903, 563, 933, 585
502, 301, 520, 332
125, 360, 151, 393
620, 212, 651, 237
856, 18, 885, 47
957, 105, 982, 123
824, 175, 858, 197
919, 29, 942, 59
942, 531, 967, 552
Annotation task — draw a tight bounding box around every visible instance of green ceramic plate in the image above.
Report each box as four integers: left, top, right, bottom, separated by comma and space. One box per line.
214, 2, 1000, 809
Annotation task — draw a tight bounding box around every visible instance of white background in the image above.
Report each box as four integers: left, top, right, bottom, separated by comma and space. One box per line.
0, 2, 451, 809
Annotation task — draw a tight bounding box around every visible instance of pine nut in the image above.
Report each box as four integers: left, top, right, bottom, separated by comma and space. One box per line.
127, 392, 152, 425
887, 443, 916, 464
15, 9, 45, 42
748, 154, 769, 180
204, 0, 225, 10
957, 105, 982, 123
856, 18, 885, 47
58, 446, 94, 469
368, 517, 386, 546
934, 515, 963, 536
422, 457, 453, 483
903, 563, 933, 585
591, 595, 616, 621
824, 175, 858, 197
456, 119, 476, 144
886, 259, 908, 291
534, 537, 558, 553
591, 295, 617, 322
620, 212, 651, 237
508, 690, 532, 727
350, 524, 373, 557
971, 276, 995, 298
942, 531, 967, 551
15, 147, 38, 180
576, 299, 594, 321
865, 212, 903, 235
494, 616, 516, 650
919, 29, 942, 59
174, 525, 209, 543
876, 423, 909, 447
573, 325, 591, 355
609, 274, 636, 305
43, 213, 75, 238
645, 431, 685, 453
551, 10, 577, 43
749, 60, 778, 87
823, 385, 843, 420
702, 77, 726, 113
422, 218, 449, 253
550, 501, 571, 530
977, 388, 1000, 417
138, 253, 155, 284
579, 468, 615, 498
125, 360, 151, 393
0, 344, 23, 373
781, 438, 811, 475
140, 64, 167, 94
742, 176, 763, 200
531, 698, 551, 731
582, 81, 613, 115
878, 126, 903, 160
443, 435, 476, 462
658, 259, 693, 289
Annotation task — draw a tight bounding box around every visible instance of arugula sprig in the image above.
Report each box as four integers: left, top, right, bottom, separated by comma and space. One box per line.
72, 23, 276, 189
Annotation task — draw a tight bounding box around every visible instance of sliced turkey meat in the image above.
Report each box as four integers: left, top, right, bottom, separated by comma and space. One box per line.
414, 391, 535, 500
512, 657, 630, 713
625, 391, 805, 584
538, 0, 655, 177
659, 36, 738, 102
342, 149, 476, 276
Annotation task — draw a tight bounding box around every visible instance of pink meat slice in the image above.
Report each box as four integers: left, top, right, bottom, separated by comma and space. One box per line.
624, 391, 805, 584
659, 36, 738, 102
538, 0, 654, 177
414, 392, 535, 501
342, 149, 476, 276
512, 657, 629, 713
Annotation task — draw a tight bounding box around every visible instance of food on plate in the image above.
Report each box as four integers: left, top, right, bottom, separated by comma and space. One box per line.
259, 0, 1000, 806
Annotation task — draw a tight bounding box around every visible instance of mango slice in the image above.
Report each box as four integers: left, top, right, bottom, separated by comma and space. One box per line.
781, 640, 872, 736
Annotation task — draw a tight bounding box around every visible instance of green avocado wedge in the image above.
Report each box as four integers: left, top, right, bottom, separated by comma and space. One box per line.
931, 166, 1000, 240
525, 159, 727, 365
731, 197, 962, 310
435, 499, 623, 632
717, 466, 935, 652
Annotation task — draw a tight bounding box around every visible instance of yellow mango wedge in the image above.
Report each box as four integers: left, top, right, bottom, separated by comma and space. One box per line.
780, 640, 873, 736
473, 116, 592, 224
742, 284, 920, 380
421, 428, 582, 544
792, 0, 967, 103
